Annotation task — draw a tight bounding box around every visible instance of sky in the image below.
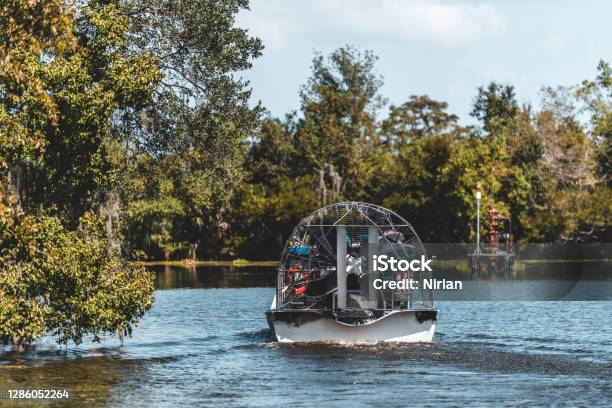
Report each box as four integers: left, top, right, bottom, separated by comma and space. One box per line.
236, 0, 611, 125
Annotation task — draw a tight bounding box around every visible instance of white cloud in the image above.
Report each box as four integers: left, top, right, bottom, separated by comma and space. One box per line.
238, 0, 505, 49
543, 32, 567, 51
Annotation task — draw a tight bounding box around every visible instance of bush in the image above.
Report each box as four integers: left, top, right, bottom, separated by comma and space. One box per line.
0, 201, 154, 349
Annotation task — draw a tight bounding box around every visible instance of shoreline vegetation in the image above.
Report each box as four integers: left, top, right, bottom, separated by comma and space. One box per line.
139, 258, 610, 268
140, 259, 279, 267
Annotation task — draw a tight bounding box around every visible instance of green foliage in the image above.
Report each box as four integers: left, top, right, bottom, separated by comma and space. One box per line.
245, 118, 299, 188
381, 95, 464, 145
228, 176, 320, 259
294, 46, 384, 195
0, 0, 159, 348
124, 158, 187, 260
1, 1, 161, 223
222, 50, 610, 256
121, 0, 263, 260
0, 0, 75, 171
471, 82, 520, 133
578, 60, 611, 184
0, 196, 153, 347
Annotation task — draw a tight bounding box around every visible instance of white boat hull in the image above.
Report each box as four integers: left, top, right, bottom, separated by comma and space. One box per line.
266, 309, 436, 343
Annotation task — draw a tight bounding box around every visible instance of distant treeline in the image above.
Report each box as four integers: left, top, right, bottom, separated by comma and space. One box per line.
124, 46, 610, 260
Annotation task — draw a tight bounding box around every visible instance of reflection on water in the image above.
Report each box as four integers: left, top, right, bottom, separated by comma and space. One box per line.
0, 262, 611, 407
148, 261, 612, 289
150, 261, 612, 300
150, 264, 277, 289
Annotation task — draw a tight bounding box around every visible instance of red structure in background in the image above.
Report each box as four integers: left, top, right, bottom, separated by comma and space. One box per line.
469, 204, 515, 275
486, 205, 513, 252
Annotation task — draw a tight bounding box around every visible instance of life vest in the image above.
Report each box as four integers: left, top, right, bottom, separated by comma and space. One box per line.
286, 263, 309, 297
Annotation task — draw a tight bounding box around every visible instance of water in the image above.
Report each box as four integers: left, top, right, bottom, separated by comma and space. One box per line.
1, 264, 611, 407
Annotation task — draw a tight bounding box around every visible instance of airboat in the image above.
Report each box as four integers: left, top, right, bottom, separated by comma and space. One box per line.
266, 202, 437, 343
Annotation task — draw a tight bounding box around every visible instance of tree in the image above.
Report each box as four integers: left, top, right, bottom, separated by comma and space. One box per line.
228, 176, 320, 260
123, 155, 186, 260
469, 82, 543, 241
471, 82, 519, 133
526, 83, 607, 242
380, 95, 463, 146
223, 47, 386, 258
2, 1, 161, 224
537, 92, 597, 190
0, 0, 156, 348
121, 0, 264, 260
245, 117, 299, 189
368, 95, 465, 240
578, 60, 611, 185
0, 206, 153, 349
295, 46, 385, 196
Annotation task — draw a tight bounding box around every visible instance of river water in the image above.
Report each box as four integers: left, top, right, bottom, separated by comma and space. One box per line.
1, 263, 611, 407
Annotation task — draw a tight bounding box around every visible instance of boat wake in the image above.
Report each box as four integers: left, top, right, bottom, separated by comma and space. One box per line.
236, 337, 612, 378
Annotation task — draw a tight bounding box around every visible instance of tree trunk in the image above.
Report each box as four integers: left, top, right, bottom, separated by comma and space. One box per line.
190, 243, 198, 262
12, 336, 25, 353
